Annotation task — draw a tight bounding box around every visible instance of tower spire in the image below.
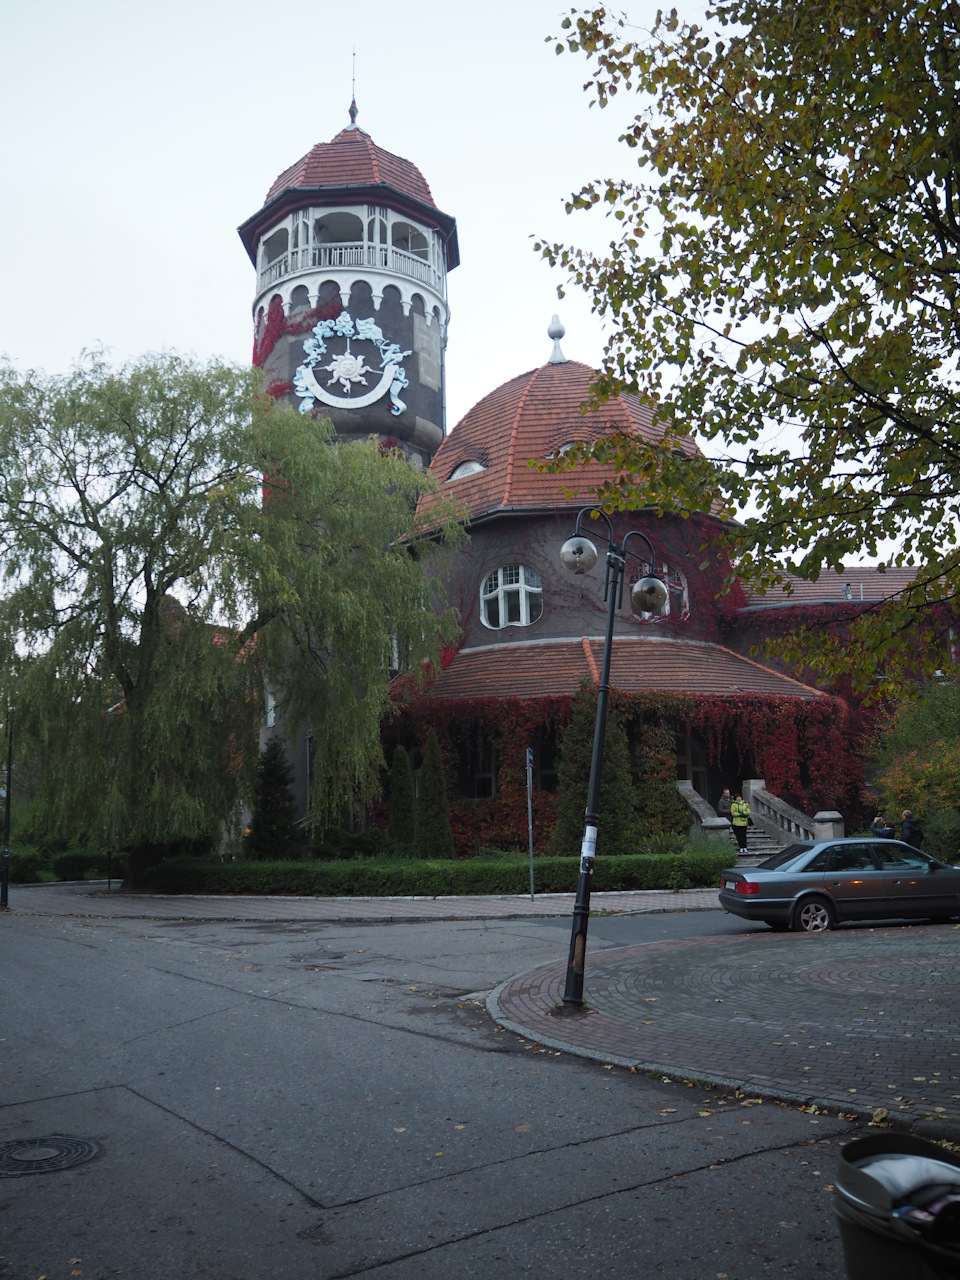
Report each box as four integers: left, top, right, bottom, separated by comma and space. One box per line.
348, 50, 359, 129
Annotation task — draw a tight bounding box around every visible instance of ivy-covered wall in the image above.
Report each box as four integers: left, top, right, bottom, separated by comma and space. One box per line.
379, 689, 867, 857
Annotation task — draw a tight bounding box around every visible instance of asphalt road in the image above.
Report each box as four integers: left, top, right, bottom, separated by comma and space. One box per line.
2, 905, 856, 1279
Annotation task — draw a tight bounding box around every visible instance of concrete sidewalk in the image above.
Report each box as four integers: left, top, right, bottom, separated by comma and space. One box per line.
3, 879, 718, 921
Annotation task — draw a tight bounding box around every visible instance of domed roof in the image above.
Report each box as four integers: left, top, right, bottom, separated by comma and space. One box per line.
238, 119, 458, 270
263, 126, 437, 208
422, 359, 702, 522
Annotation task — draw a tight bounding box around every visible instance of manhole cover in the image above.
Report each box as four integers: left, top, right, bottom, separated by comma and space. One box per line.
0, 1135, 101, 1177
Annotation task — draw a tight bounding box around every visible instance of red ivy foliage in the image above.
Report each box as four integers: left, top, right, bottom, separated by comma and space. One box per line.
252, 294, 344, 368
377, 687, 867, 856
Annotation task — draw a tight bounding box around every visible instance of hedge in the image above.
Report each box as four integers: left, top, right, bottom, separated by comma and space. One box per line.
9, 850, 43, 883
142, 849, 731, 897
51, 849, 120, 881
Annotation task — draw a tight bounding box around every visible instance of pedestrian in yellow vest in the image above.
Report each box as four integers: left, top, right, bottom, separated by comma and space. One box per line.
730, 794, 751, 851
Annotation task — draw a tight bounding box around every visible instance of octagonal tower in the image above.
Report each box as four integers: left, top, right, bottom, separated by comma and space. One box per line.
238, 103, 458, 464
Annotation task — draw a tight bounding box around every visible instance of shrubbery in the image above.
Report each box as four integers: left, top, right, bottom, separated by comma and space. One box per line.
142, 847, 731, 897
9, 849, 43, 883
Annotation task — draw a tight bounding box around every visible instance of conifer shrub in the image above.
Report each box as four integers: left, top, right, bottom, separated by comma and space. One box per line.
248, 737, 301, 861
415, 729, 454, 859
385, 745, 416, 855
550, 687, 639, 857
628, 717, 690, 836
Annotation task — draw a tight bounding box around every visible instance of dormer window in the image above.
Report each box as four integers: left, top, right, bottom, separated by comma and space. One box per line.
481, 565, 543, 629
448, 460, 485, 481
547, 440, 582, 459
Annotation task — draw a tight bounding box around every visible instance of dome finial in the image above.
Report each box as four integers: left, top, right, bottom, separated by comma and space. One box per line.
548, 315, 568, 364
348, 50, 359, 129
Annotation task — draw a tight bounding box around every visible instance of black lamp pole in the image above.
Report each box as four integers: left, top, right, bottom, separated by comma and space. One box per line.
560, 509, 664, 1007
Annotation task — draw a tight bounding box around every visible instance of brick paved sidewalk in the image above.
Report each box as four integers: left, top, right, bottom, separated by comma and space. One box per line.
491, 925, 960, 1132
2, 881, 718, 922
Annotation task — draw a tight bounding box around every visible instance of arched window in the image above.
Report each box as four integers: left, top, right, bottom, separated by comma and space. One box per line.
447, 460, 485, 481
262, 227, 288, 266
481, 565, 543, 629
392, 221, 429, 259
630, 562, 689, 622
313, 212, 363, 244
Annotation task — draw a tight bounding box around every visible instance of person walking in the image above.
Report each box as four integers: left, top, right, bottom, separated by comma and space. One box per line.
717, 788, 733, 819
730, 793, 751, 851
900, 809, 924, 849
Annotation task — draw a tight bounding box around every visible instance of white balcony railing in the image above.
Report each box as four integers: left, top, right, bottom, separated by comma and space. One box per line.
258, 241, 443, 294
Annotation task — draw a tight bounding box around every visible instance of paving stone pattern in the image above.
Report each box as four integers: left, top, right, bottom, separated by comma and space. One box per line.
493, 927, 960, 1126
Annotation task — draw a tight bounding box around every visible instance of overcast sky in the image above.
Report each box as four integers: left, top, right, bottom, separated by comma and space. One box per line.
0, 0, 680, 429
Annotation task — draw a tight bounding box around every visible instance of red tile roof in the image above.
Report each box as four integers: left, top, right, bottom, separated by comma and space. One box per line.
743, 566, 919, 608
424, 636, 822, 700
264, 128, 436, 208
421, 361, 701, 523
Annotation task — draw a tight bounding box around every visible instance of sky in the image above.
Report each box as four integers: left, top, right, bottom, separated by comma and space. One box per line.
0, 0, 675, 429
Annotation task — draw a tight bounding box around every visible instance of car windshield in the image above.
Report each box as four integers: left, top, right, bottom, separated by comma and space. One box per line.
756, 843, 814, 871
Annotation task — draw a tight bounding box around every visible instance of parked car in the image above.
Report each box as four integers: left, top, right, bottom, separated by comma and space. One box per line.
718, 837, 960, 932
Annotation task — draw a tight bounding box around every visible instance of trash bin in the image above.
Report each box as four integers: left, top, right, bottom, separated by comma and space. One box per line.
835, 1133, 960, 1279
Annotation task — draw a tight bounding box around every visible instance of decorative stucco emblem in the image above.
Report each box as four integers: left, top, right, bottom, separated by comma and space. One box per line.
294, 313, 411, 416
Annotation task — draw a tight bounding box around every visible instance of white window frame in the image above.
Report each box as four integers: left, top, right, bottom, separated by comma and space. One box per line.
480, 564, 543, 630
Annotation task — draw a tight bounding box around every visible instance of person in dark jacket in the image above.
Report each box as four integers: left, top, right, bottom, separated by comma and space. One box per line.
717, 788, 733, 819
900, 809, 924, 848
870, 815, 895, 839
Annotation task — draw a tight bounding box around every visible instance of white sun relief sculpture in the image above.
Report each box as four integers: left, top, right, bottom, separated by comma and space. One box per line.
294, 313, 412, 416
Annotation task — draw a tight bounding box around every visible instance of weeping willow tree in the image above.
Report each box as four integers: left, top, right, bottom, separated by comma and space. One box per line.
0, 353, 461, 881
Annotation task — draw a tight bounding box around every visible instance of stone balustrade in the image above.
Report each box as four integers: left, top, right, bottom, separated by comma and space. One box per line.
742, 778, 844, 843
675, 778, 844, 846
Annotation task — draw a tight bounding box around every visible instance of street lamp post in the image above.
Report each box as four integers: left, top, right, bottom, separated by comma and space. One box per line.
558, 508, 667, 1007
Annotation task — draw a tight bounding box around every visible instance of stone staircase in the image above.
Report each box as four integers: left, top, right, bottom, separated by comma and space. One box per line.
727, 825, 783, 866
677, 778, 842, 868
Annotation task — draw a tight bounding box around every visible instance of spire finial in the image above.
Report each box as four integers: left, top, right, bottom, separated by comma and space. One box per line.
348, 50, 359, 129
548, 315, 568, 364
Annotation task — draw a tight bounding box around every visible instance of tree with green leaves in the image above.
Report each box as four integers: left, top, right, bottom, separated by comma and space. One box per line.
248, 736, 300, 860
870, 679, 960, 859
541, 3, 960, 692
414, 729, 454, 859
550, 686, 639, 856
385, 744, 417, 855
0, 353, 460, 882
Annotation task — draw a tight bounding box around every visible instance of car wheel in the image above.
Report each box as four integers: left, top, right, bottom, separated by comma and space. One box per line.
793, 897, 835, 933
